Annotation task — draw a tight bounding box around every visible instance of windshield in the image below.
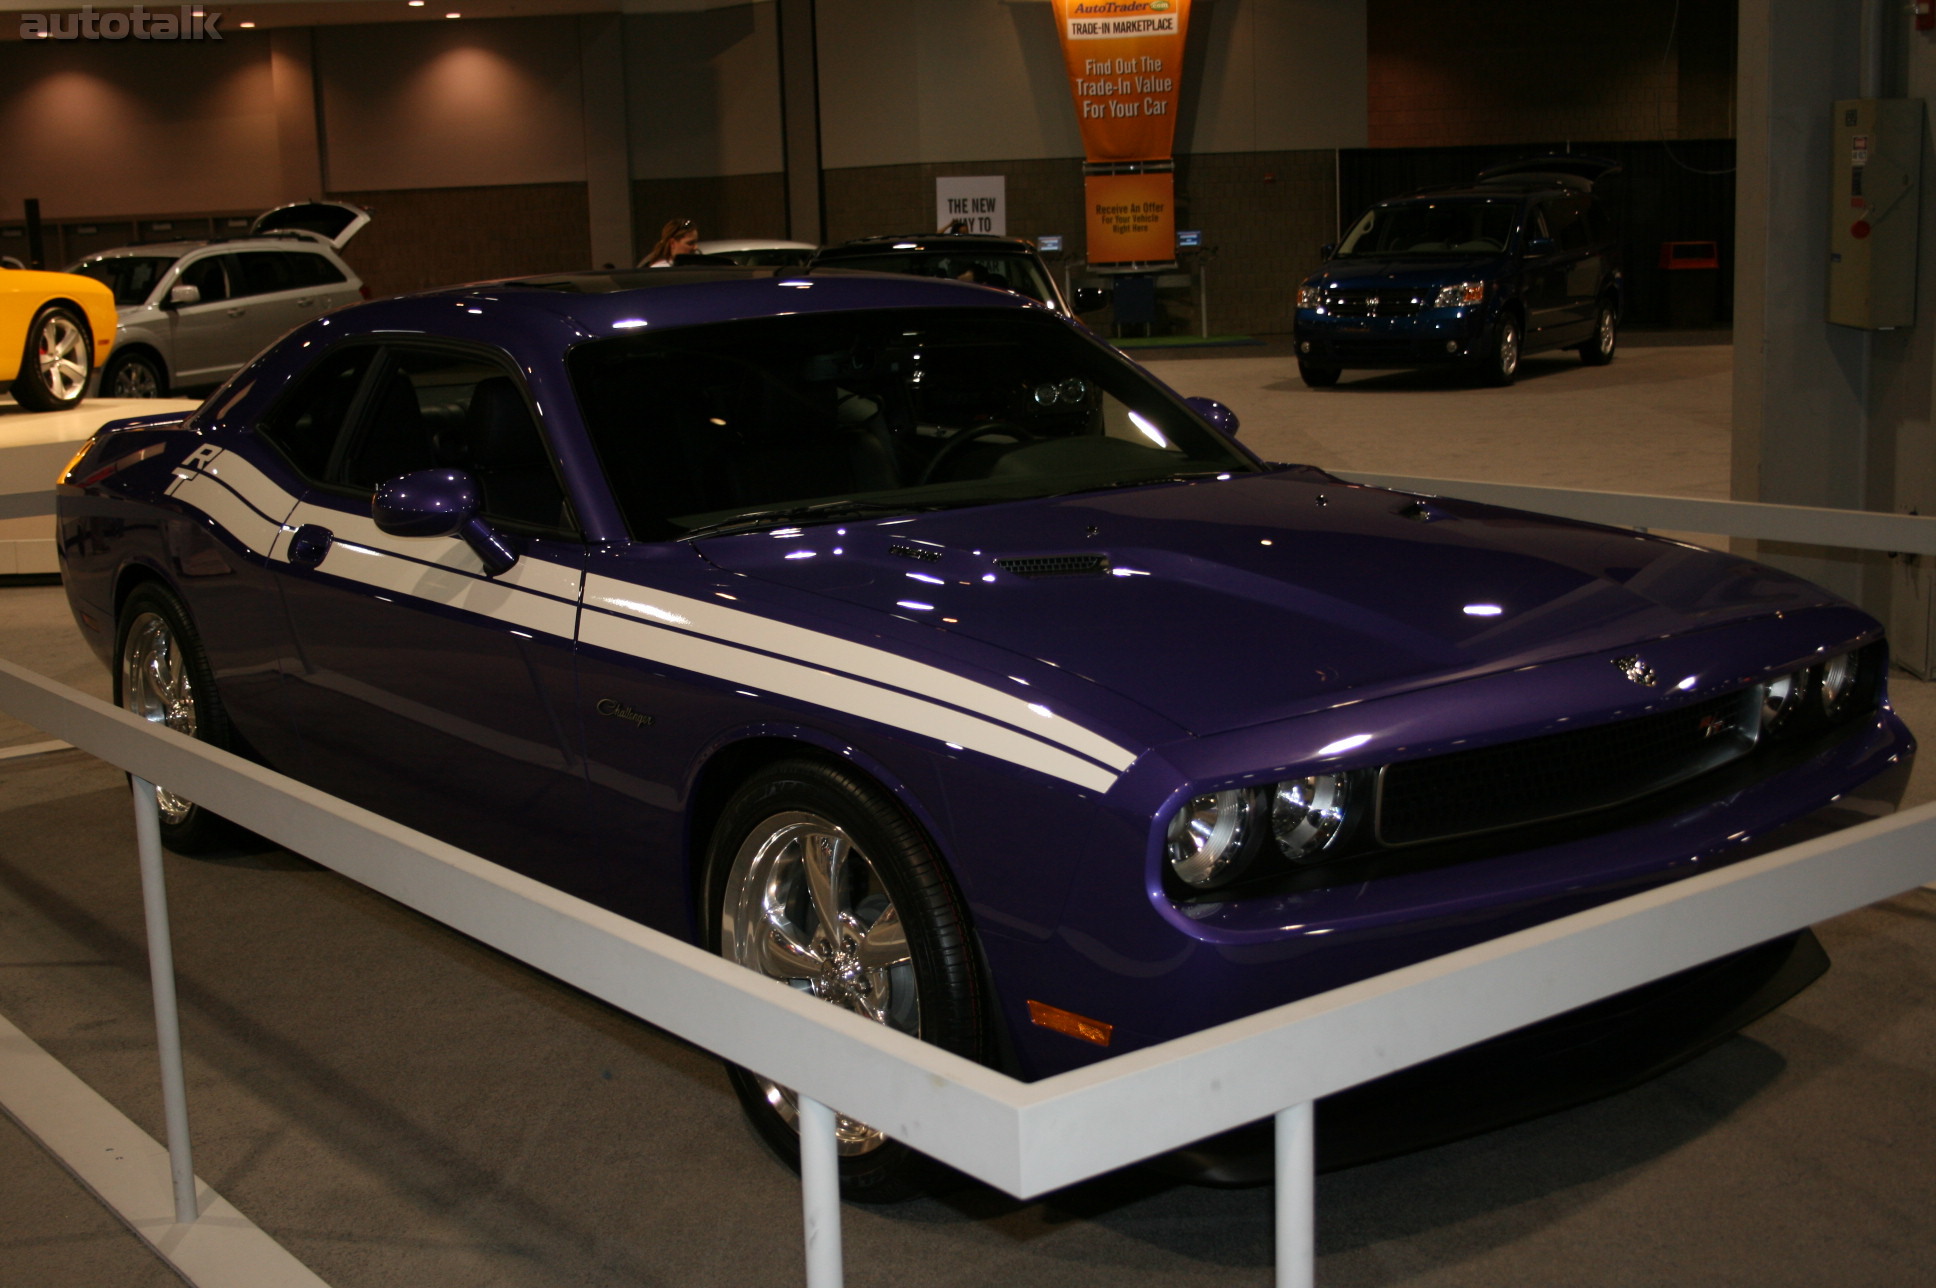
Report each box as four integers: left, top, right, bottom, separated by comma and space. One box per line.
71, 255, 178, 306
570, 308, 1255, 540
813, 251, 1057, 307
1336, 199, 1520, 257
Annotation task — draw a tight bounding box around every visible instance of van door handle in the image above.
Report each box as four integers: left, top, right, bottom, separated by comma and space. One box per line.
288, 523, 333, 569
225, 307, 245, 318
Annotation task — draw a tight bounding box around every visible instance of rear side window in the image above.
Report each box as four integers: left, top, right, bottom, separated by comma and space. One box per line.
283, 251, 348, 288
234, 251, 302, 297
1541, 197, 1592, 252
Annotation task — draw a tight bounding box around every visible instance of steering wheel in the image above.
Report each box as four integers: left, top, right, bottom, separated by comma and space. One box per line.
917, 422, 1039, 485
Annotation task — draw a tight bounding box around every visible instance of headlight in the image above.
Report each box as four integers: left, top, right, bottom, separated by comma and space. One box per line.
1167, 789, 1257, 888
1817, 651, 1860, 718
1434, 280, 1486, 307
1297, 285, 1323, 309
1271, 774, 1352, 862
1762, 669, 1804, 732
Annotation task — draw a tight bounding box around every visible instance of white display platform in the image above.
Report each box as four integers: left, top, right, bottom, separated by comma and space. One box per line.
0, 396, 202, 573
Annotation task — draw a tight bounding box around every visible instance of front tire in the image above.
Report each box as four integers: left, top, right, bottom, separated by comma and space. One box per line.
115, 582, 241, 853
10, 304, 92, 411
1298, 360, 1341, 388
1479, 315, 1520, 386
104, 349, 167, 398
1579, 302, 1617, 366
707, 758, 983, 1202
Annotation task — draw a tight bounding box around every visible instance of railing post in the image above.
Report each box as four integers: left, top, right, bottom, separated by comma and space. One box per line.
131, 776, 199, 1225
1275, 1101, 1315, 1288
797, 1095, 845, 1288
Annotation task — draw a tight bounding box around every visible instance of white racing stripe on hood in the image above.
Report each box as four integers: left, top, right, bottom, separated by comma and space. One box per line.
585, 576, 1138, 771
579, 604, 1121, 794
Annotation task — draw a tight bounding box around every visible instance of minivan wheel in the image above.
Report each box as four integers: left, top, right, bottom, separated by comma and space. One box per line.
1479, 316, 1520, 386
1298, 360, 1341, 389
105, 350, 167, 398
1580, 303, 1617, 366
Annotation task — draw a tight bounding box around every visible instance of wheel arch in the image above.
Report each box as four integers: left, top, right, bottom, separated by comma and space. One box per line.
683, 727, 956, 920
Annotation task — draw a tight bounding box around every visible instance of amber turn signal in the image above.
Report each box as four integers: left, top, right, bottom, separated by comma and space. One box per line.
1027, 999, 1112, 1047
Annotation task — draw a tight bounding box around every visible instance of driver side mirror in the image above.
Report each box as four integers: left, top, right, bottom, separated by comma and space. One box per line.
166, 283, 201, 308
1523, 235, 1555, 257
1319, 243, 1336, 261
372, 467, 520, 576
1072, 285, 1110, 313
1186, 397, 1240, 437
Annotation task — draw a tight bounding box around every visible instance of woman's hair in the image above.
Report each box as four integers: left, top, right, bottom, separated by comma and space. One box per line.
643, 217, 697, 266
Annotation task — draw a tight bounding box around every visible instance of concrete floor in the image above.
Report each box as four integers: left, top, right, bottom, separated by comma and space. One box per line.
2, 335, 1933, 1287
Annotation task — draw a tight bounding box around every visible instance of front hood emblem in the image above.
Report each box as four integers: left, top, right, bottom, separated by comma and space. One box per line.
1613, 655, 1659, 687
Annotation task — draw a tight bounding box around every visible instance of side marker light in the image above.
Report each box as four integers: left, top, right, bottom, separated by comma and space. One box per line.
1027, 1000, 1113, 1047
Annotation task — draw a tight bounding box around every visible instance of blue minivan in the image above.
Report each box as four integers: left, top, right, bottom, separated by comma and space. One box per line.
1294, 159, 1622, 388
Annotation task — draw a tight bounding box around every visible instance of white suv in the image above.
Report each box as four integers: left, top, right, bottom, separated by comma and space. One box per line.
70, 201, 371, 398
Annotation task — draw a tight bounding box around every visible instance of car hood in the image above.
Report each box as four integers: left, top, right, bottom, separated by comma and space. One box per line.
696, 472, 1851, 737
1307, 255, 1510, 292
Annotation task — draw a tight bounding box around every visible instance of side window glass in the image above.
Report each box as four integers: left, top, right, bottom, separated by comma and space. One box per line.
235, 251, 299, 298
335, 347, 571, 532
295, 252, 347, 286
1545, 198, 1590, 252
178, 255, 230, 304
253, 346, 377, 481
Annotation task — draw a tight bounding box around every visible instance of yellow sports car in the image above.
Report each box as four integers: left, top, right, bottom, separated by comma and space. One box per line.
2, 267, 117, 411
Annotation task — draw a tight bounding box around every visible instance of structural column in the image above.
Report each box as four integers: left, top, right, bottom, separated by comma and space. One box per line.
580, 12, 637, 271
777, 0, 824, 245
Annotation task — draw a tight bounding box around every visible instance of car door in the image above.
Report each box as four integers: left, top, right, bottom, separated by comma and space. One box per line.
1518, 205, 1576, 347
1534, 195, 1600, 344
229, 251, 320, 357
165, 252, 252, 385
257, 340, 597, 883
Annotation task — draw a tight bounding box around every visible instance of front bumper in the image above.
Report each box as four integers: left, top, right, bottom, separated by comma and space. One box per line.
1294, 306, 1491, 368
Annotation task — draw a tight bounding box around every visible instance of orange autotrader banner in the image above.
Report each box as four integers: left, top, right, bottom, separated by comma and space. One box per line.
1050, 0, 1191, 264
1051, 0, 1191, 161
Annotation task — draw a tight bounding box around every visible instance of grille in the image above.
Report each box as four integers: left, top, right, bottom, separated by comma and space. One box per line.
1326, 291, 1424, 319
1376, 688, 1762, 847
888, 543, 942, 563
996, 554, 1111, 578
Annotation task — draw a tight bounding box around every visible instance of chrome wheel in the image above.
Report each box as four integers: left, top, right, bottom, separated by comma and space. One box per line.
1481, 316, 1520, 386
1582, 303, 1617, 366
720, 810, 917, 1155
36, 310, 89, 402
120, 609, 198, 825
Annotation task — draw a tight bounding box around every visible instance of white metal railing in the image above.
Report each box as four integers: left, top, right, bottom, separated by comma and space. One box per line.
4, 658, 1936, 1287
4, 474, 1936, 1288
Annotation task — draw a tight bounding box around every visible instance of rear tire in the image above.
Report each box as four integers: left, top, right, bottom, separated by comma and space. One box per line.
115, 582, 242, 853
10, 304, 92, 411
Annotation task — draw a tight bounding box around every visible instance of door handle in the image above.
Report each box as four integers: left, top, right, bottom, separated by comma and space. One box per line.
288, 523, 334, 569
225, 307, 245, 318
294, 297, 314, 307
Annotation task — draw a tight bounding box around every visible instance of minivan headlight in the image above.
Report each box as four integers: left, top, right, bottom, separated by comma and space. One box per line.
1434, 280, 1486, 307
1297, 285, 1323, 309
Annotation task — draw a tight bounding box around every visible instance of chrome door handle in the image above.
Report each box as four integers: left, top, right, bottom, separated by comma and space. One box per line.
225, 307, 244, 318
294, 297, 314, 307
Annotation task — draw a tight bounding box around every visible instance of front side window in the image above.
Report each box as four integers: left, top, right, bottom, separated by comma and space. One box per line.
178, 254, 232, 303
252, 346, 378, 480
1337, 200, 1520, 256
570, 309, 1255, 541
71, 255, 178, 306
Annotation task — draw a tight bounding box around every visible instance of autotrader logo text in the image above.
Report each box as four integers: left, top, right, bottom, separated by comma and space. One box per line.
20, 6, 224, 41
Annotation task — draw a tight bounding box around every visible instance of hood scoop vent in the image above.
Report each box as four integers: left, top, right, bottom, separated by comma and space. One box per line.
888, 543, 943, 563
996, 554, 1112, 579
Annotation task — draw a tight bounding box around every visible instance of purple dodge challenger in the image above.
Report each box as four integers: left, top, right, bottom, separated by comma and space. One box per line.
56, 269, 1913, 1196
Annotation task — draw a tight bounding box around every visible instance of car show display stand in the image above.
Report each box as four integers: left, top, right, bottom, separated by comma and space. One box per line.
0, 398, 199, 574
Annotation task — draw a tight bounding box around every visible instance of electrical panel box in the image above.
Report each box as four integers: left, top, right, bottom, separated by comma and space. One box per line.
1828, 98, 1924, 329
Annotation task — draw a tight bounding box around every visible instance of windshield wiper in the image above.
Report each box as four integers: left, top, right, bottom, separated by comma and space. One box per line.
1044, 470, 1233, 499
679, 497, 951, 540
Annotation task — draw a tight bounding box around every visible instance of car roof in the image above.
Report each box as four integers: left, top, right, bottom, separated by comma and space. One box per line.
697, 238, 817, 253
816, 234, 1042, 256
334, 266, 1040, 338
80, 235, 345, 259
